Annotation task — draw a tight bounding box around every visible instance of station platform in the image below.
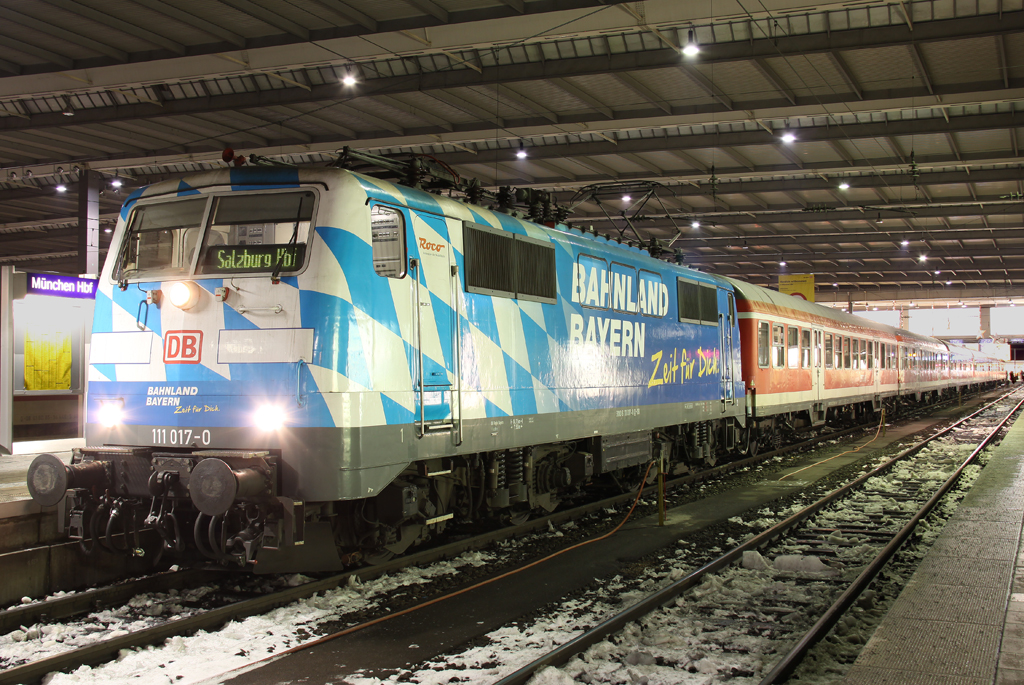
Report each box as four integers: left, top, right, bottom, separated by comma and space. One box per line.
842, 413, 1024, 684
0, 438, 79, 503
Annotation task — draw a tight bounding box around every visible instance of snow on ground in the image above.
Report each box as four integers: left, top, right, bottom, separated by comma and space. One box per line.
1, 551, 495, 685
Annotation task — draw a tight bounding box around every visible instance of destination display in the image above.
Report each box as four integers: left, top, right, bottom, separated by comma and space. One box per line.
200, 244, 305, 273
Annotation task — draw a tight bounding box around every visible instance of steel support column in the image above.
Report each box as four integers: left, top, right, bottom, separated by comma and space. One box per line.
77, 169, 99, 276
0, 266, 13, 455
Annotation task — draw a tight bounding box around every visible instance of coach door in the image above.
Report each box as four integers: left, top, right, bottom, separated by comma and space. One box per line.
719, 290, 736, 410
813, 329, 823, 403
409, 209, 461, 437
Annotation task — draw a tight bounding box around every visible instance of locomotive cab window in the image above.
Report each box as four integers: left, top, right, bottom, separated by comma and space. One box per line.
115, 197, 208, 281
758, 322, 770, 368
197, 191, 315, 274
370, 204, 407, 278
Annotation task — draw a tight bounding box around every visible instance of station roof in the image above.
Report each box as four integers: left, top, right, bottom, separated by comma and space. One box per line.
0, 0, 1022, 309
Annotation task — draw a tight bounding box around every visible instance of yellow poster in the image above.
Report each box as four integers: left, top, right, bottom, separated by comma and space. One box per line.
24, 329, 72, 390
779, 274, 815, 302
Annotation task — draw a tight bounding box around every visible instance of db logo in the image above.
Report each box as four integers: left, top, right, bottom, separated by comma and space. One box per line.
418, 237, 445, 253
164, 330, 203, 364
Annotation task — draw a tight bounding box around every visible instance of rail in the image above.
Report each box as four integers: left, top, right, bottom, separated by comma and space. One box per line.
494, 388, 1021, 685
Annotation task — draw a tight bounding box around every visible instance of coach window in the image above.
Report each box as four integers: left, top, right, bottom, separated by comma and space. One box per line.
852, 339, 859, 369
788, 326, 800, 368
825, 334, 834, 368
370, 204, 407, 278
814, 330, 822, 367
773, 324, 785, 367
880, 343, 887, 368
801, 329, 811, 368
861, 340, 868, 369
844, 337, 851, 368
758, 322, 770, 367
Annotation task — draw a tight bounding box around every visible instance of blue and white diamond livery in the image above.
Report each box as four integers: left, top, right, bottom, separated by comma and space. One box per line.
87, 166, 744, 504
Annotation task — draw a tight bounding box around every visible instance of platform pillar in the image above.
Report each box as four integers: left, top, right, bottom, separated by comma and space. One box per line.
77, 169, 99, 277
0, 266, 13, 455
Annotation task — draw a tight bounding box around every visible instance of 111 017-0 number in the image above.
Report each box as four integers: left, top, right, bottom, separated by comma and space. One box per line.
152, 428, 212, 446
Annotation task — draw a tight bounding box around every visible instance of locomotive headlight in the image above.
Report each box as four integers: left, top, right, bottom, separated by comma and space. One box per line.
254, 405, 286, 431
167, 281, 199, 310
96, 400, 124, 427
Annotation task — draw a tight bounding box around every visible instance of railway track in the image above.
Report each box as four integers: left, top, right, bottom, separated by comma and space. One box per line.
490, 388, 1024, 684
0, 388, 1004, 684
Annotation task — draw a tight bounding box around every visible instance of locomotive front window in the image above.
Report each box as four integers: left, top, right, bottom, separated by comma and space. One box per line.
197, 191, 315, 275
115, 198, 207, 281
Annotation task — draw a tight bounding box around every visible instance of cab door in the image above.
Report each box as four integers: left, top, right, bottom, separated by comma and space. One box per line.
408, 209, 460, 434
719, 290, 736, 410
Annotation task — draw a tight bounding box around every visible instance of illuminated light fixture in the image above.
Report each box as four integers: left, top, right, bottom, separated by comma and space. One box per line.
96, 400, 124, 428
962, 302, 967, 308
779, 261, 787, 267
167, 281, 200, 310
254, 405, 286, 431
946, 280, 952, 285
934, 270, 940, 275
873, 307, 879, 311
111, 178, 122, 188
1011, 301, 1016, 307
61, 102, 74, 117
682, 29, 699, 56
839, 182, 850, 190
909, 301, 915, 307
691, 220, 700, 229
516, 141, 527, 159
55, 184, 67, 192
342, 68, 357, 86
875, 214, 882, 224
918, 255, 927, 262
103, 227, 112, 234
781, 133, 796, 143
901, 239, 910, 246
833, 282, 838, 287
622, 195, 631, 202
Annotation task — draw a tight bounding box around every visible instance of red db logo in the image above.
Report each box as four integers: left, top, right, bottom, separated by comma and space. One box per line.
164, 330, 203, 364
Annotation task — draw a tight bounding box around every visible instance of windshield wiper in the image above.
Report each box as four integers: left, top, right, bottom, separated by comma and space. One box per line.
271, 201, 304, 283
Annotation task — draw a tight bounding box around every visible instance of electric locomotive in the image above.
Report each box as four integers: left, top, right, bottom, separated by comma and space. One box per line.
27, 161, 748, 571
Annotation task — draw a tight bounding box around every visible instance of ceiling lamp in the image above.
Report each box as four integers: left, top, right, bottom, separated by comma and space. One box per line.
682, 30, 699, 56
111, 178, 123, 188
516, 141, 527, 159
919, 255, 927, 262
779, 260, 787, 267
901, 239, 909, 246
780, 133, 796, 143
622, 195, 631, 202
55, 184, 67, 192
61, 101, 74, 116
342, 67, 357, 86
839, 182, 850, 190
691, 220, 700, 229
